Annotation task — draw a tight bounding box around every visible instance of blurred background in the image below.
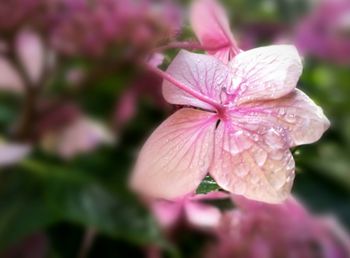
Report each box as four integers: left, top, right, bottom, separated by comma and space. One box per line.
0, 0, 349, 257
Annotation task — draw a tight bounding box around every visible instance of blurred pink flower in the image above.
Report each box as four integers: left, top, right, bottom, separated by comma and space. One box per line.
47, 0, 182, 57
0, 29, 45, 92
41, 116, 114, 159
152, 191, 227, 230
0, 57, 24, 93
131, 46, 329, 203
296, 0, 350, 64
190, 0, 240, 63
0, 0, 43, 33
0, 142, 31, 166
205, 196, 350, 258
15, 29, 45, 85
114, 54, 169, 128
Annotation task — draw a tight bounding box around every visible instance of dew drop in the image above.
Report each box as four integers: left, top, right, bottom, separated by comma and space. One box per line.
285, 113, 296, 123
254, 149, 267, 166
264, 128, 284, 149
252, 134, 259, 142
278, 108, 286, 116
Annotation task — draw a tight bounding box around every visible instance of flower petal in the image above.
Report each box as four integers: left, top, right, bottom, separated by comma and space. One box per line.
210, 119, 295, 203
190, 0, 237, 63
238, 89, 330, 147
0, 143, 31, 166
163, 50, 233, 110
185, 201, 221, 228
16, 30, 44, 85
228, 45, 302, 105
130, 108, 217, 199
151, 200, 183, 228
0, 57, 24, 93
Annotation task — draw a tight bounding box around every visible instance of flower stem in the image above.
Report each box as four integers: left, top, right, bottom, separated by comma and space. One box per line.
154, 41, 232, 52
144, 63, 223, 111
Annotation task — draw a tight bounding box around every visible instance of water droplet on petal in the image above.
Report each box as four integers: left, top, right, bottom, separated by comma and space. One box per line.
264, 128, 284, 149
285, 113, 296, 123
253, 148, 267, 166
278, 108, 286, 116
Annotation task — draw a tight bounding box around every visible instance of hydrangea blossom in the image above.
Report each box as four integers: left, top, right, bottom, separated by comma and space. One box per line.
0, 143, 31, 166
152, 192, 227, 229
205, 196, 350, 258
130, 1, 329, 203
296, 0, 350, 64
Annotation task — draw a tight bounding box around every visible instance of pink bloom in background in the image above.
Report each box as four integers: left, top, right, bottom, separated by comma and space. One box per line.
15, 29, 45, 85
205, 196, 350, 258
190, 0, 240, 63
41, 116, 114, 159
0, 29, 45, 92
0, 0, 43, 33
131, 45, 329, 203
114, 53, 169, 129
152, 191, 227, 230
0, 142, 31, 166
296, 0, 350, 64
36, 102, 114, 159
47, 0, 182, 57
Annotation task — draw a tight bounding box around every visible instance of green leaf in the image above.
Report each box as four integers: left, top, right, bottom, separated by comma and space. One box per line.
0, 159, 164, 251
196, 175, 220, 194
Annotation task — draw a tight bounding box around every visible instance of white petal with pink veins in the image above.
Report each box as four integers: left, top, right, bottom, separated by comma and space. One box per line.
130, 108, 217, 199
210, 119, 295, 203
16, 30, 45, 85
228, 45, 302, 105
190, 0, 238, 63
163, 50, 233, 110
238, 89, 330, 147
185, 201, 221, 228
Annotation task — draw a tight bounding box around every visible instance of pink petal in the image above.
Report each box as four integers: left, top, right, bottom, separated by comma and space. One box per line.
53, 117, 114, 159
185, 201, 221, 228
228, 45, 303, 105
0, 57, 24, 93
130, 108, 217, 199
151, 200, 183, 228
239, 89, 330, 147
163, 50, 233, 110
210, 119, 295, 203
190, 0, 238, 63
16, 30, 44, 85
0, 143, 31, 166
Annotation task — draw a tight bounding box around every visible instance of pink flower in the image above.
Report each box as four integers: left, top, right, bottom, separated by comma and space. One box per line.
41, 113, 114, 159
131, 45, 329, 203
0, 143, 31, 166
190, 0, 240, 63
15, 29, 45, 85
205, 196, 350, 258
151, 191, 227, 230
0, 29, 45, 93
295, 0, 350, 64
